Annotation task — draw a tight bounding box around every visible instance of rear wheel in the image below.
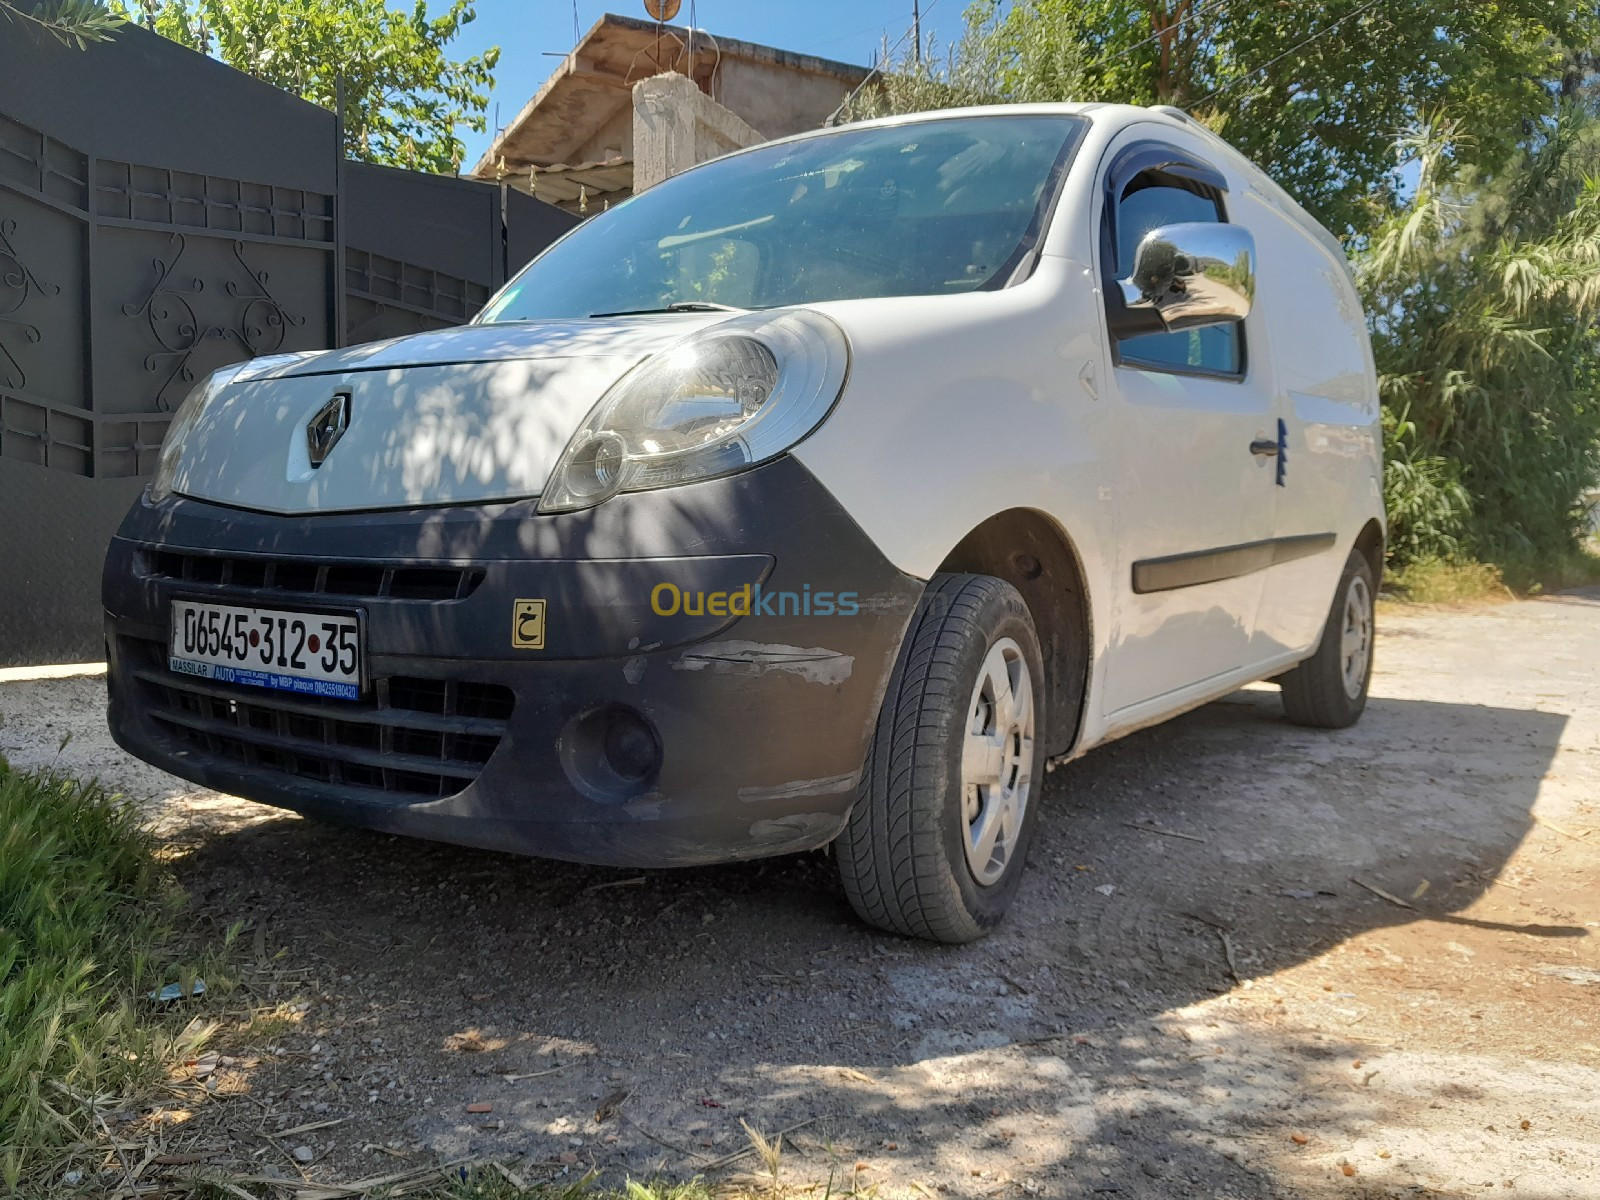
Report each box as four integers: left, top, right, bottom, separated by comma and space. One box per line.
1279, 548, 1375, 729
836, 573, 1045, 943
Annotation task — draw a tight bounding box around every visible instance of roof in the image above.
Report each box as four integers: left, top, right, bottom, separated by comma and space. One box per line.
525, 157, 634, 215
471, 13, 871, 179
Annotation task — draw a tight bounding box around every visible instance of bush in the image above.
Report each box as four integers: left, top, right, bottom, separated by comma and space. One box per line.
0, 769, 204, 1188
1381, 408, 1474, 566
1359, 113, 1600, 577
1490, 542, 1600, 595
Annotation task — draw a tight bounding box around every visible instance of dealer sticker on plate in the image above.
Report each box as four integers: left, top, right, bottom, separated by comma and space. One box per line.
169, 600, 362, 700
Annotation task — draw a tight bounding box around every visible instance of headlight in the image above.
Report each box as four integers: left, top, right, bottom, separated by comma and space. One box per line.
148, 366, 244, 504
538, 310, 849, 513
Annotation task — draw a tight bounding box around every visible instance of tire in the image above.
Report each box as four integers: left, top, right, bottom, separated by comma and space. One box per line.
1279, 548, 1375, 729
836, 573, 1046, 943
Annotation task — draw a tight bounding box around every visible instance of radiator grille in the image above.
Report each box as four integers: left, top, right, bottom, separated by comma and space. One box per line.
138, 549, 484, 601
122, 636, 513, 801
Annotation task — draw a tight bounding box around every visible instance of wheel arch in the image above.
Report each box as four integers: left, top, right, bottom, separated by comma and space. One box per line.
935, 508, 1091, 758
1353, 517, 1385, 584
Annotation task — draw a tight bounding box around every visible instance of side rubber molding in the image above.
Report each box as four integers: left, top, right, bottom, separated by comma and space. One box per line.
1132, 532, 1336, 594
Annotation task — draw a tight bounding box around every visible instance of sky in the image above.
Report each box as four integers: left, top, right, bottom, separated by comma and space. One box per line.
451, 0, 967, 171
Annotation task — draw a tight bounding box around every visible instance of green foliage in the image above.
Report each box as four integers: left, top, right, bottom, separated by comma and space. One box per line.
1385, 556, 1508, 605
0, 770, 205, 1187
1357, 110, 1600, 574
1003, 0, 1583, 237
853, 6, 1600, 586
1380, 407, 1472, 566
114, 0, 498, 172
0, 0, 125, 46
850, 2, 1596, 237
843, 1, 1050, 119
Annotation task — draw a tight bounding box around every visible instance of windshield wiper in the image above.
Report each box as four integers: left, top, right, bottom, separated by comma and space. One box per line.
589, 301, 747, 317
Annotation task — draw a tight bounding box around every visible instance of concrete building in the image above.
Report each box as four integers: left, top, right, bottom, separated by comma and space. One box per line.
469, 13, 872, 213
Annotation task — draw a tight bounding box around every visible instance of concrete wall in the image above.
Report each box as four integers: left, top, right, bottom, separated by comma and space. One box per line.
632, 72, 765, 191
713, 56, 857, 138
568, 103, 634, 165
616, 53, 859, 171
497, 46, 860, 174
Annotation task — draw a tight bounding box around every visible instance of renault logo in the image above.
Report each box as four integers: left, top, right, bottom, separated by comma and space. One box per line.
306, 392, 350, 467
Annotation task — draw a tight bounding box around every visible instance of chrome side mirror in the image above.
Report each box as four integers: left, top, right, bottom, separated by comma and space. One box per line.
1116, 221, 1255, 333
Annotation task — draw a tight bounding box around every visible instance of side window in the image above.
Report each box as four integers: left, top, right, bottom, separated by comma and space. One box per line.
1113, 174, 1242, 376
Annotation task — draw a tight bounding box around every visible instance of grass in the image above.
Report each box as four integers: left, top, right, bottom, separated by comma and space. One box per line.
176, 1163, 818, 1200
1385, 544, 1600, 605
1384, 557, 1512, 604
416, 1119, 800, 1199
0, 762, 218, 1190
431, 1173, 718, 1199
1494, 542, 1600, 595
425, 1168, 870, 1200
283, 1117, 824, 1200
175, 1173, 721, 1200
0, 757, 835, 1200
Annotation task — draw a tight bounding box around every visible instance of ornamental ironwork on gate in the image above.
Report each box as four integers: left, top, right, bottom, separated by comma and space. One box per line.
0, 24, 576, 665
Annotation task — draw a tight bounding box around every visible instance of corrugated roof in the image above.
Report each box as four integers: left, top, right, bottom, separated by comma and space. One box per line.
512, 157, 635, 215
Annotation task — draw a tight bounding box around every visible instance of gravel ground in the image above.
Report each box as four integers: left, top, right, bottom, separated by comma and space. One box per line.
3, 593, 1598, 1198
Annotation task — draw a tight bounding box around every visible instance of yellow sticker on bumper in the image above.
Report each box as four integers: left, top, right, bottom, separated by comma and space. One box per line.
512, 599, 547, 649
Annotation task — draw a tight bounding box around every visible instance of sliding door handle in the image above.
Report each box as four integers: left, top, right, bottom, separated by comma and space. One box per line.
1249, 438, 1279, 457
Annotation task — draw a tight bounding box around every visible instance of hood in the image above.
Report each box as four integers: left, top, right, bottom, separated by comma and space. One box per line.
167, 316, 722, 515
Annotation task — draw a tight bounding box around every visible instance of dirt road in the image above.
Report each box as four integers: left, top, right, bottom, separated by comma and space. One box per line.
3, 593, 1598, 1198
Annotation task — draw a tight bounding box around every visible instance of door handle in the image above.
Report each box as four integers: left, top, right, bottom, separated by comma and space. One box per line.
1250, 438, 1279, 457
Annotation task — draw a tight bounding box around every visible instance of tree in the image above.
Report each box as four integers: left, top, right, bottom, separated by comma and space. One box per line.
1031, 0, 1582, 238
849, 6, 1600, 581
851, 1, 1596, 237
842, 1, 1085, 119
1358, 110, 1600, 578
0, 0, 123, 46
114, 0, 498, 173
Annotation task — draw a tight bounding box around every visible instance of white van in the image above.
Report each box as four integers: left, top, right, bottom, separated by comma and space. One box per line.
103, 104, 1383, 943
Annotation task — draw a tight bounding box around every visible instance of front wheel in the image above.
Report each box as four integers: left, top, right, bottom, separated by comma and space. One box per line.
1279, 547, 1375, 729
836, 573, 1045, 943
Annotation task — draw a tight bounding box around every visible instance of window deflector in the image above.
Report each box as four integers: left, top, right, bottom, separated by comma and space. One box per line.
1103, 140, 1230, 279
1099, 140, 1247, 381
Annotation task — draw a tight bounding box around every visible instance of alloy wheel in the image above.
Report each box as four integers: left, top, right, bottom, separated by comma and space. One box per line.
960, 637, 1035, 886
1340, 574, 1373, 700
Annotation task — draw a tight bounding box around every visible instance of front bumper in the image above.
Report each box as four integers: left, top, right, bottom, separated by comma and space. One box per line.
103, 456, 923, 866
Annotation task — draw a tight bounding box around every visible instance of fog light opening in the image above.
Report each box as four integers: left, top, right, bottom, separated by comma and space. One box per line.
559, 704, 663, 803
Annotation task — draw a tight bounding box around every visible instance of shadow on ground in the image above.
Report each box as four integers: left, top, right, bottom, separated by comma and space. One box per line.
168, 688, 1580, 1198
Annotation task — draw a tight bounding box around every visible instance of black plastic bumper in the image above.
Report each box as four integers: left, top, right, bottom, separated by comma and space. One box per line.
103, 456, 923, 866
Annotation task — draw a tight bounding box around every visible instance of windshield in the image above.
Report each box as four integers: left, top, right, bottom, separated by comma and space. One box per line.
478, 114, 1086, 321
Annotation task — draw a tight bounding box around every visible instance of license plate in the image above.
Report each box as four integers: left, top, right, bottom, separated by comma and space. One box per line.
169, 600, 362, 700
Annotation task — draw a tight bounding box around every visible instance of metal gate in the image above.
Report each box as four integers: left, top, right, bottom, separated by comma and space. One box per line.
0, 23, 576, 665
